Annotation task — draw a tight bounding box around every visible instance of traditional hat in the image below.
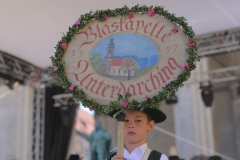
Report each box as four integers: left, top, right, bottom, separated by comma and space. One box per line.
142, 108, 167, 123
108, 108, 166, 123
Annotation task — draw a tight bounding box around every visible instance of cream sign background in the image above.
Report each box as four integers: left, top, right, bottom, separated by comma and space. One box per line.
63, 14, 188, 105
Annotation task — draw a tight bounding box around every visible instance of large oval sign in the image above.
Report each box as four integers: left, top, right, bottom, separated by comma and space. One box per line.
51, 5, 198, 114
63, 14, 187, 105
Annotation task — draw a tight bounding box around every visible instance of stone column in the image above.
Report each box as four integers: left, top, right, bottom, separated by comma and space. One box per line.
0, 85, 33, 160
230, 82, 240, 159
174, 84, 199, 160
174, 57, 215, 159
198, 57, 215, 155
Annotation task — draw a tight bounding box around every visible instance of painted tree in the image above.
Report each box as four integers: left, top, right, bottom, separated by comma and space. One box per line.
90, 54, 106, 76
120, 57, 140, 80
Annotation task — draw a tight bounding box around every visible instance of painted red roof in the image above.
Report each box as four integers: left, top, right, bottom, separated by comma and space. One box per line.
112, 58, 124, 66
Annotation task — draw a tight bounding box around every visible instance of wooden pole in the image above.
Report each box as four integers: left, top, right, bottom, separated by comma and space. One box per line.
117, 113, 125, 156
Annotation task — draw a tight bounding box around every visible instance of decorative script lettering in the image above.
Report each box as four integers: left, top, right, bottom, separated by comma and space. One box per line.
72, 57, 182, 98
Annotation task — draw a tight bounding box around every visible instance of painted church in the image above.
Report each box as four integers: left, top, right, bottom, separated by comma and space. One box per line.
105, 38, 134, 77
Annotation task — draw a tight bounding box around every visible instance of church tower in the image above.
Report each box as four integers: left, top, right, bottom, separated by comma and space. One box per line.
105, 38, 114, 75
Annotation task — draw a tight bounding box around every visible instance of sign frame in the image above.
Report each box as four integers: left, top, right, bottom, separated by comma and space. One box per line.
50, 5, 199, 116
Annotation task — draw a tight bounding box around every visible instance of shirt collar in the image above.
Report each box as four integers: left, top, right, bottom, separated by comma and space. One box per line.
131, 143, 148, 156
110, 143, 148, 155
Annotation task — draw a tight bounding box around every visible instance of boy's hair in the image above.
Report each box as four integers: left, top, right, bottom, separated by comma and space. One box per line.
143, 111, 153, 123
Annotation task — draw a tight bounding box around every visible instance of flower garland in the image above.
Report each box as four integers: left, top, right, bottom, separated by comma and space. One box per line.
50, 4, 199, 117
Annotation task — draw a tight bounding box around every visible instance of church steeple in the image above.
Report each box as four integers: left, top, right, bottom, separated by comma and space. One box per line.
106, 38, 115, 75
109, 38, 114, 47
107, 38, 114, 57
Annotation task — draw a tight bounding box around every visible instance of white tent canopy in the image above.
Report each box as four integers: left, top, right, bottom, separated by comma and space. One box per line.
0, 0, 240, 68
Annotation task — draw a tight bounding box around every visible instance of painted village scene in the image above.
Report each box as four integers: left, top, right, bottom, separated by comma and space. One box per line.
90, 33, 159, 80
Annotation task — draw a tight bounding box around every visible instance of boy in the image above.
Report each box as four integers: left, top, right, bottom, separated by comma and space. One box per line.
108, 108, 169, 160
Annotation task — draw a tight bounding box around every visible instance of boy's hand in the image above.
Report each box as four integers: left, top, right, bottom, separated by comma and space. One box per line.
111, 154, 127, 160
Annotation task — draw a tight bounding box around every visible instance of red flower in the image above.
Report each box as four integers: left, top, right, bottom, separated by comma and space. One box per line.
183, 63, 190, 69
171, 28, 178, 33
69, 85, 74, 91
75, 21, 80, 25
61, 42, 67, 49
145, 96, 149, 100
122, 101, 128, 107
128, 12, 134, 19
88, 106, 93, 111
148, 9, 155, 16
53, 66, 58, 72
188, 40, 195, 46
104, 14, 109, 21
165, 83, 168, 87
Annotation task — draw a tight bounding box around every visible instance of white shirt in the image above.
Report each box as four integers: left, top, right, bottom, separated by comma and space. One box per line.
110, 143, 169, 160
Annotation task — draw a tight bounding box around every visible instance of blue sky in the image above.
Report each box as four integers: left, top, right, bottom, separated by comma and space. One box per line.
90, 33, 159, 59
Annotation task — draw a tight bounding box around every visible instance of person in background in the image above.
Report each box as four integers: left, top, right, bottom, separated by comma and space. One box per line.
68, 154, 82, 160
168, 146, 184, 160
208, 156, 222, 160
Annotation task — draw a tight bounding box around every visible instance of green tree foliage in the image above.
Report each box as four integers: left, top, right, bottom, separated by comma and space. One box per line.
90, 54, 106, 75
120, 57, 140, 80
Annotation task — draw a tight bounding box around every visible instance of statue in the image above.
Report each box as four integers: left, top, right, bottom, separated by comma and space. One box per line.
83, 120, 113, 160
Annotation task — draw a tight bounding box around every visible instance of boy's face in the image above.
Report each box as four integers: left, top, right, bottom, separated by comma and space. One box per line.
124, 110, 155, 146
